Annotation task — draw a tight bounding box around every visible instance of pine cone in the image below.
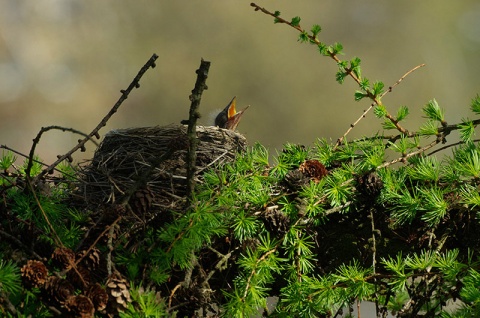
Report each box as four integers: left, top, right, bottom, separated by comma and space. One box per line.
130, 186, 154, 215
86, 283, 109, 311
21, 260, 48, 288
299, 159, 328, 182
357, 171, 384, 198
43, 276, 75, 306
51, 247, 76, 270
106, 271, 131, 314
64, 295, 95, 318
77, 247, 102, 271
263, 207, 290, 236
283, 169, 308, 190
66, 265, 91, 289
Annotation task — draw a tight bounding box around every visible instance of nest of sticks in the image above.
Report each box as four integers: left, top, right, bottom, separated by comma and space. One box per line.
78, 125, 247, 221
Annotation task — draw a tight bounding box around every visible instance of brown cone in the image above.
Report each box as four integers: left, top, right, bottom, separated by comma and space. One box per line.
64, 295, 95, 318
21, 260, 48, 288
130, 186, 154, 215
106, 271, 132, 314
299, 160, 328, 183
51, 247, 76, 270
86, 282, 109, 311
43, 276, 75, 306
76, 247, 102, 271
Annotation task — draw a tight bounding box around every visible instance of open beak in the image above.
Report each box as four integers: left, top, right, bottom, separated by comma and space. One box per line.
215, 96, 249, 130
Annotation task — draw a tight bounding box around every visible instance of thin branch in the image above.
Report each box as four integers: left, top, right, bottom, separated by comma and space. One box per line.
33, 53, 158, 182
26, 178, 63, 247
380, 64, 426, 99
335, 104, 376, 149
250, 3, 411, 139
75, 216, 122, 268
242, 243, 280, 301
335, 64, 426, 149
427, 137, 480, 156
377, 138, 441, 169
185, 58, 211, 204
25, 126, 99, 179
0, 144, 77, 179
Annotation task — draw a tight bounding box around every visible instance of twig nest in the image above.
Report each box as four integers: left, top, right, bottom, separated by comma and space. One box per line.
79, 125, 247, 215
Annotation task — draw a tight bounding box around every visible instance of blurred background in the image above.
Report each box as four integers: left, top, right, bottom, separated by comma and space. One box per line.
1, 0, 480, 164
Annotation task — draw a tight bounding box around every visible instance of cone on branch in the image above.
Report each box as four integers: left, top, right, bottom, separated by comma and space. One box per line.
262, 206, 290, 236
21, 260, 48, 288
86, 282, 109, 312
51, 247, 76, 270
130, 186, 154, 215
299, 159, 328, 183
66, 265, 91, 289
356, 171, 384, 198
283, 169, 309, 190
43, 276, 75, 306
106, 271, 131, 314
77, 247, 102, 272
64, 295, 95, 318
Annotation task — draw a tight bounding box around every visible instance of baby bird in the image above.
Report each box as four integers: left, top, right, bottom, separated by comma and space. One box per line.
214, 96, 249, 131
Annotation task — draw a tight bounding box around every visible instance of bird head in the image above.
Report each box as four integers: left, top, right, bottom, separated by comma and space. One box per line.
214, 96, 249, 130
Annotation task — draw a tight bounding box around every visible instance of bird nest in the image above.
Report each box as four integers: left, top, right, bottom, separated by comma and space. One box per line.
78, 125, 247, 219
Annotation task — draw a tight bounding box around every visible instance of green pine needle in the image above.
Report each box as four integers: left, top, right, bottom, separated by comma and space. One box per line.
423, 99, 445, 122
470, 94, 480, 114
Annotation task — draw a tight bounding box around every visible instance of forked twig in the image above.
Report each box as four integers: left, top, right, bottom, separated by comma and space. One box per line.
33, 53, 159, 183
250, 3, 412, 138
335, 64, 426, 149
25, 126, 99, 178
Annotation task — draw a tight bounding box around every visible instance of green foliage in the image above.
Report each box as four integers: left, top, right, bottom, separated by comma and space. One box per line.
20, 156, 43, 176
232, 210, 261, 242
0, 151, 16, 170
470, 94, 480, 114
423, 99, 445, 122
3, 4, 480, 317
290, 16, 301, 27
336, 57, 362, 84
9, 190, 83, 248
323, 169, 353, 207
0, 260, 21, 294
271, 143, 309, 178
156, 201, 227, 270
120, 284, 167, 318
419, 119, 440, 136
458, 118, 475, 143
310, 24, 321, 36
396, 105, 409, 122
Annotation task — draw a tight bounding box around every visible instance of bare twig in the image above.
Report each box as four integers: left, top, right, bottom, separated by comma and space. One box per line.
377, 138, 441, 169
428, 138, 480, 156
335, 104, 376, 149
0, 291, 17, 315
380, 64, 426, 99
25, 126, 99, 179
1, 144, 78, 180
33, 53, 158, 182
250, 3, 410, 139
335, 64, 426, 149
185, 59, 211, 204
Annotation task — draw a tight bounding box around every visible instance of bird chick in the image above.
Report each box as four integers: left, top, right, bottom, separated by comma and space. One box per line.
214, 96, 249, 130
